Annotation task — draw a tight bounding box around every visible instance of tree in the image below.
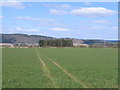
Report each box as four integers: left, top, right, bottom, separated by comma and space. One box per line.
39, 39, 73, 47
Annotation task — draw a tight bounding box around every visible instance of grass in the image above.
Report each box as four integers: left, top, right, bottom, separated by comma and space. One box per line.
2, 48, 118, 88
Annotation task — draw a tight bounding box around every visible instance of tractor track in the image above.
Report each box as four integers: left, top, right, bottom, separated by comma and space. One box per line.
45, 56, 92, 88
35, 49, 58, 88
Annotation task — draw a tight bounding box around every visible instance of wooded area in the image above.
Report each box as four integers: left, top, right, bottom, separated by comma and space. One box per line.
39, 39, 73, 47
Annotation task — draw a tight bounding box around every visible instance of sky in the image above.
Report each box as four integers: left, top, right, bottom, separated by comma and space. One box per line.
0, 1, 118, 40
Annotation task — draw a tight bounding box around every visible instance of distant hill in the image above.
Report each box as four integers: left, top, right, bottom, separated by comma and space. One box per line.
107, 40, 120, 43
1, 34, 119, 46
1, 34, 55, 43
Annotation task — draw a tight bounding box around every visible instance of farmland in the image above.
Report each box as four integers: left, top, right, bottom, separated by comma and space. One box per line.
2, 48, 118, 88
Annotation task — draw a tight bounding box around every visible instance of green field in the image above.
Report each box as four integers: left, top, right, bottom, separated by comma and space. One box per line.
2, 48, 118, 88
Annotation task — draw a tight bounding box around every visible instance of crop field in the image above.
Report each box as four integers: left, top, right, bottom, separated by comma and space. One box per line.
2, 48, 118, 88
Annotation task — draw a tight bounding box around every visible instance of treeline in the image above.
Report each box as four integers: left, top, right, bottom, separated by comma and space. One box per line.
39, 39, 73, 47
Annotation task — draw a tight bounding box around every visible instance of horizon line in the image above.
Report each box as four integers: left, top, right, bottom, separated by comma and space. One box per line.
1, 33, 119, 41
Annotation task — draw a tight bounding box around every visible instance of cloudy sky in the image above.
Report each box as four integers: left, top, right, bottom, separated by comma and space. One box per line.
0, 2, 118, 40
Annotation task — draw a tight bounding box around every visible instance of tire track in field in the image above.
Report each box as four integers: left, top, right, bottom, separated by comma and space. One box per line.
34, 49, 58, 88
45, 56, 91, 88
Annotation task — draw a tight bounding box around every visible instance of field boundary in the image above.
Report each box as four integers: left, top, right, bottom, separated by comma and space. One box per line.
34, 49, 58, 88
45, 56, 92, 88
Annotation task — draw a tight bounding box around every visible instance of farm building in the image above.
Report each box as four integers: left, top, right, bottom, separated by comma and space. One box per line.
0, 43, 14, 47
72, 39, 89, 47
73, 43, 89, 47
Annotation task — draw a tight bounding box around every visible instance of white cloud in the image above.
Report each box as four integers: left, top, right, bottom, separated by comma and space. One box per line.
51, 27, 69, 31
15, 16, 32, 20
16, 27, 38, 32
83, 26, 101, 30
49, 7, 116, 17
110, 26, 118, 30
43, 3, 71, 9
0, 16, 3, 19
71, 7, 117, 17
50, 9, 68, 15
0, 0, 25, 9
36, 22, 64, 27
94, 19, 110, 24
60, 4, 71, 9
15, 16, 55, 22
83, 2, 92, 5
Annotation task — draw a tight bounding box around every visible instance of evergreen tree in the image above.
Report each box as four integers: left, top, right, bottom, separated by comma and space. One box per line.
39, 39, 73, 47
